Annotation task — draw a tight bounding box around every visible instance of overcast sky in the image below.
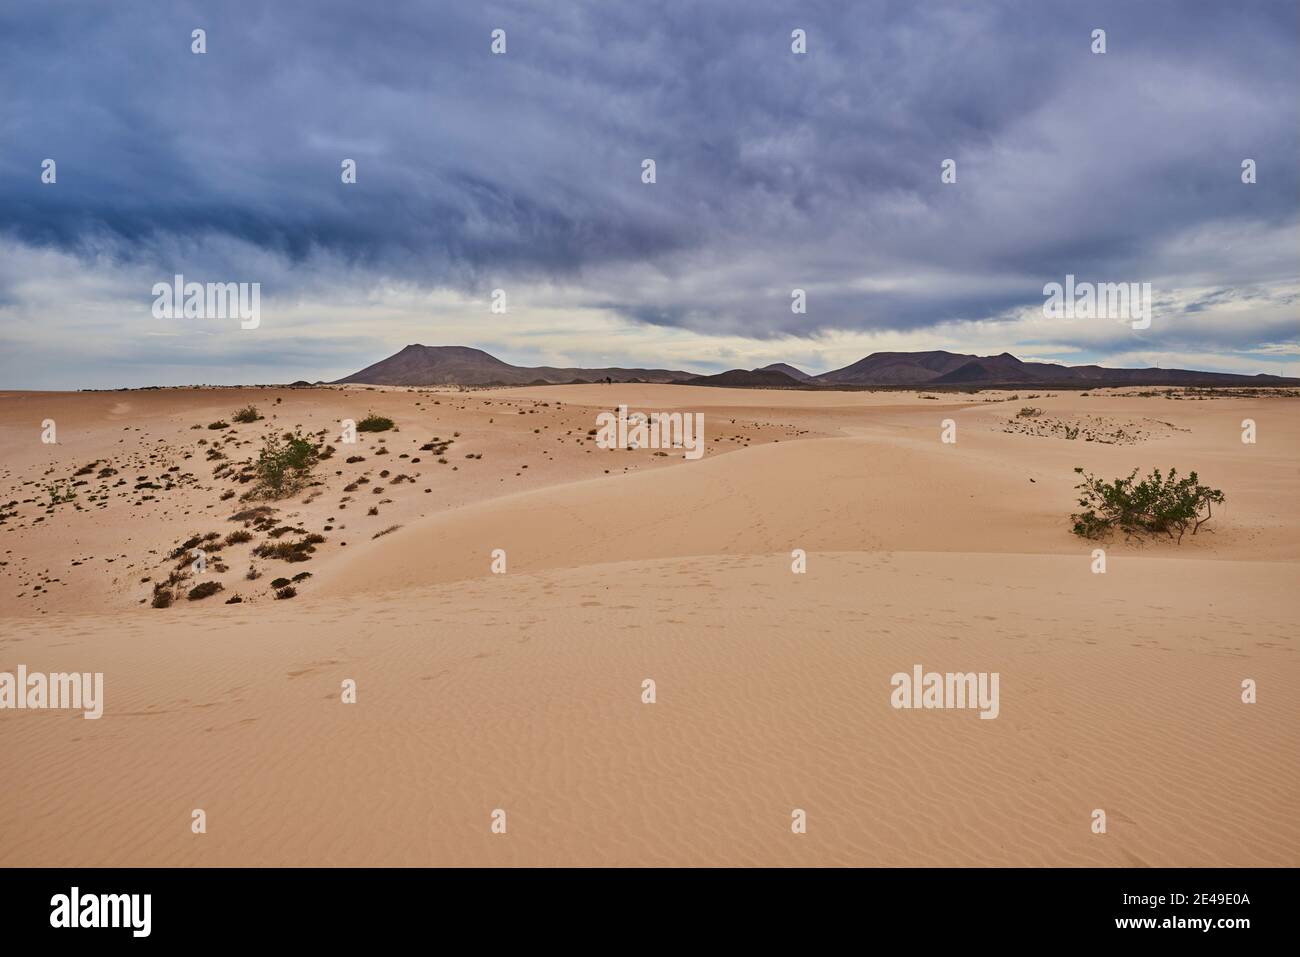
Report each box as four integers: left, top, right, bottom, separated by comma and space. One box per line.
1, 0, 1296, 388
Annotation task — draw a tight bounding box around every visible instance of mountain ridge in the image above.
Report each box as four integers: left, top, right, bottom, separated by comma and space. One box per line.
334, 345, 1297, 389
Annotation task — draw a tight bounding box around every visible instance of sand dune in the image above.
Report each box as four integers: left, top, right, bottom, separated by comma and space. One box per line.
1, 384, 1296, 866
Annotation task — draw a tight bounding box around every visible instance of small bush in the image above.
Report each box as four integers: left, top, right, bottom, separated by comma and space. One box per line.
224, 529, 253, 546
151, 588, 174, 609
254, 431, 319, 497
187, 581, 224, 601
1017, 407, 1043, 418
207, 420, 229, 430
1071, 467, 1225, 542
232, 405, 262, 423
253, 536, 320, 562
357, 414, 395, 433
275, 586, 297, 600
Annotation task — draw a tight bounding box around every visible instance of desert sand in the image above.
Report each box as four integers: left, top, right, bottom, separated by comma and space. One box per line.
1, 383, 1296, 866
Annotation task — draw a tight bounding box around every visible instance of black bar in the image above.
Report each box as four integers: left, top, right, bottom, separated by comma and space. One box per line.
0, 867, 1285, 943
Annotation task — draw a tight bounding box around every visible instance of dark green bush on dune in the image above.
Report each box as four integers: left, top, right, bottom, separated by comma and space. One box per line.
1071, 467, 1224, 543
254, 432, 319, 497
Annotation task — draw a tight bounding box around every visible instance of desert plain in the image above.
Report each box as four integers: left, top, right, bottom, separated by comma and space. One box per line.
0, 383, 1296, 866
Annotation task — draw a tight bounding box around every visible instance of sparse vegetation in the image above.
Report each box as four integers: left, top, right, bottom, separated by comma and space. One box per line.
46, 482, 77, 505
253, 533, 324, 562
357, 414, 395, 432
230, 506, 276, 523
187, 581, 224, 601
253, 431, 319, 497
232, 405, 262, 423
1071, 467, 1225, 542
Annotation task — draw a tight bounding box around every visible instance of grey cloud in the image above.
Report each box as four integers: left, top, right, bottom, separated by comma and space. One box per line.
0, 0, 1295, 370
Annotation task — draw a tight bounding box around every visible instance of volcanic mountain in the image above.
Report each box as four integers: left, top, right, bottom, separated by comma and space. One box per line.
333, 345, 694, 386
678, 368, 807, 388
754, 362, 813, 381
335, 346, 1295, 389
814, 351, 1295, 388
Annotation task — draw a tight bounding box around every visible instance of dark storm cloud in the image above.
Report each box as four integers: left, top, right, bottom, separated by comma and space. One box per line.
0, 0, 1295, 344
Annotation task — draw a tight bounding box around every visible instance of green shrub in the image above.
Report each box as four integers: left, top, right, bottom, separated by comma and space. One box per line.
254, 431, 319, 496
1071, 467, 1225, 542
232, 405, 261, 423
46, 482, 77, 505
253, 534, 323, 562
357, 414, 395, 432
187, 581, 224, 600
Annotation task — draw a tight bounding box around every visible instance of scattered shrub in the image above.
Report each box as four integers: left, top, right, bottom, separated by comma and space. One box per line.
253, 536, 320, 562
187, 581, 224, 600
254, 431, 319, 497
1071, 467, 1225, 542
224, 529, 253, 546
357, 414, 395, 432
232, 405, 262, 423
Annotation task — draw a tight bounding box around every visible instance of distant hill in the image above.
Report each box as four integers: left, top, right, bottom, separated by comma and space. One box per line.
754, 362, 812, 381
815, 350, 1295, 388
334, 345, 1296, 389
334, 345, 694, 386
678, 368, 808, 388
